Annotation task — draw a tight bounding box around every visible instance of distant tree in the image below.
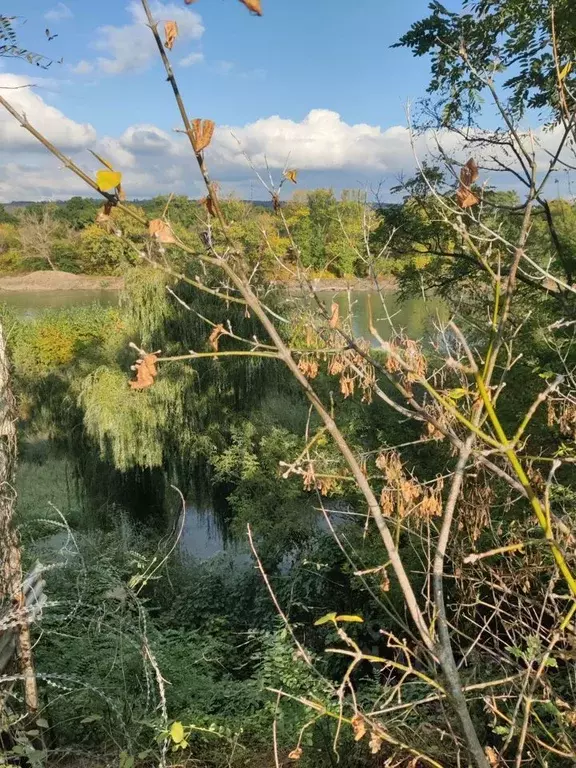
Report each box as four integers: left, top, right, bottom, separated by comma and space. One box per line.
0, 204, 15, 224
17, 206, 61, 271
287, 189, 368, 275
55, 197, 101, 230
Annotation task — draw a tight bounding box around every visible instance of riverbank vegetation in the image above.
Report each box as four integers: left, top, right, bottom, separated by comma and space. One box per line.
1, 1, 576, 767
0, 191, 384, 279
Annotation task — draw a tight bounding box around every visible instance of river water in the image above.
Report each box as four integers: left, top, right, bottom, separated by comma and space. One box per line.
6, 286, 447, 562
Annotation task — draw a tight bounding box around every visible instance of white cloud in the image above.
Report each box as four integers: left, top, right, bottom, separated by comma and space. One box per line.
179, 52, 204, 67
119, 124, 180, 156
213, 110, 408, 172
0, 74, 96, 152
71, 60, 95, 75
80, 0, 204, 76
1, 80, 574, 202
45, 3, 73, 22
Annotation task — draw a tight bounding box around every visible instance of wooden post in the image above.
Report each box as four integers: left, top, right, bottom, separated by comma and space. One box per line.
0, 320, 38, 713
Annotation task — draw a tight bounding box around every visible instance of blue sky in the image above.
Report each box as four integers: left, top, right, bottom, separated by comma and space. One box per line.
1, 0, 561, 202
6, 0, 434, 132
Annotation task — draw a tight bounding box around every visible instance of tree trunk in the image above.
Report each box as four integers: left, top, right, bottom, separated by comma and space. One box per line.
0, 320, 38, 713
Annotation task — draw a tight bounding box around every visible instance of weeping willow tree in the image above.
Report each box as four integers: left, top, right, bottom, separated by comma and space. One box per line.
8, 265, 285, 526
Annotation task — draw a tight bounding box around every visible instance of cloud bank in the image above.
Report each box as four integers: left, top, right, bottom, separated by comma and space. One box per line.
0, 73, 573, 202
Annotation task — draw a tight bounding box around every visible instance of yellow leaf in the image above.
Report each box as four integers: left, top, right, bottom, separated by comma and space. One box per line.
170, 722, 185, 744
164, 21, 179, 50
314, 612, 337, 626
288, 747, 303, 760
96, 170, 122, 192
559, 61, 572, 82
335, 614, 363, 623
284, 169, 298, 184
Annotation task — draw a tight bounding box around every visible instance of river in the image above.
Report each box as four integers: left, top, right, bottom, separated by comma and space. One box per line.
7, 286, 446, 562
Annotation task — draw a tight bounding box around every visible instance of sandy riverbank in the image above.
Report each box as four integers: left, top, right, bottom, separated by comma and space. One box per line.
0, 271, 124, 292
0, 271, 396, 294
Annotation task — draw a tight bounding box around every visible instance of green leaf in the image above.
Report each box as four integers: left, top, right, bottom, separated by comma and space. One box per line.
81, 714, 102, 724
314, 612, 337, 626
544, 656, 558, 668
170, 721, 185, 744
447, 388, 468, 400
119, 752, 134, 768
36, 718, 49, 729
335, 615, 364, 623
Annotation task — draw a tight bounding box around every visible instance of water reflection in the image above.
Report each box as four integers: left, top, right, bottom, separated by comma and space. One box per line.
0, 290, 118, 317
315, 290, 449, 343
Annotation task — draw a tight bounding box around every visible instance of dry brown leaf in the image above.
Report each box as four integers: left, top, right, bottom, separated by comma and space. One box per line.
149, 219, 177, 244
200, 195, 216, 217
329, 302, 339, 329
190, 118, 215, 152
130, 354, 159, 390
96, 202, 113, 224
164, 20, 179, 50
369, 730, 383, 754
272, 192, 281, 213
209, 323, 226, 352
456, 187, 479, 209
284, 169, 298, 184
485, 746, 500, 767
457, 158, 479, 209
460, 158, 479, 187
351, 715, 366, 742
380, 569, 390, 592
288, 746, 302, 760
117, 183, 126, 201
239, 0, 263, 15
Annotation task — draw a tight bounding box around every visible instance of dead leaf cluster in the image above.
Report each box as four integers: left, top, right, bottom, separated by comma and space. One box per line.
297, 355, 319, 379
208, 323, 226, 352
130, 353, 159, 390
456, 158, 479, 209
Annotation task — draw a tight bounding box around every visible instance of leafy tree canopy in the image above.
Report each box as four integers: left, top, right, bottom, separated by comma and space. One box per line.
396, 0, 576, 126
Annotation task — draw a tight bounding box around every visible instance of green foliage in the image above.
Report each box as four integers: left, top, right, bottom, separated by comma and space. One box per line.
286, 189, 372, 276
0, 204, 16, 224
0, 14, 51, 66
54, 197, 101, 229
397, 0, 576, 125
